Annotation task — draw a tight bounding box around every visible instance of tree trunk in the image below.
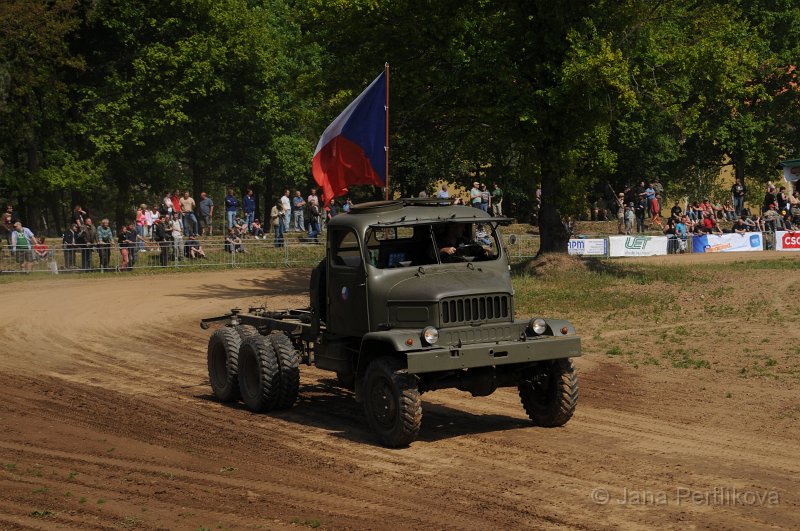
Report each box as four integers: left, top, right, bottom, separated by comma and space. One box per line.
537, 160, 569, 254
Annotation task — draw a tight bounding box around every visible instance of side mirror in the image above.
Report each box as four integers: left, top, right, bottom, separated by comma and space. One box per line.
508, 234, 517, 245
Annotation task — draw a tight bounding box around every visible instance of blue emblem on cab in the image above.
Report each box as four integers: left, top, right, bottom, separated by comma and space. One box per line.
341, 286, 349, 301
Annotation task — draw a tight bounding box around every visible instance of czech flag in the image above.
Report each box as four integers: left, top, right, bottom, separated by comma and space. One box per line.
312, 70, 387, 202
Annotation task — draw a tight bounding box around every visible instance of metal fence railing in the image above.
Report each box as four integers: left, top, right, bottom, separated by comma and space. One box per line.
0, 230, 786, 275
0, 238, 327, 274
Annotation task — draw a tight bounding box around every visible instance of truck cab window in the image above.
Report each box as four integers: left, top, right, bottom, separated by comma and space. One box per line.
331, 229, 362, 267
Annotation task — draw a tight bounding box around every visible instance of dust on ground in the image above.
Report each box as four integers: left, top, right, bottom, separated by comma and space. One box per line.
0, 256, 798, 530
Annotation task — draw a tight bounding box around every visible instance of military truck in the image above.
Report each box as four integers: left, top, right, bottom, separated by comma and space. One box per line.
201, 198, 580, 447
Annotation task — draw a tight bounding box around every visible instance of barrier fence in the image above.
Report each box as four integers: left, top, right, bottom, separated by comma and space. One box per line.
0, 230, 795, 275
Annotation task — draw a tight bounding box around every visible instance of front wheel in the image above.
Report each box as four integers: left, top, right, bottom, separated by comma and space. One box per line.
518, 358, 578, 427
362, 357, 422, 448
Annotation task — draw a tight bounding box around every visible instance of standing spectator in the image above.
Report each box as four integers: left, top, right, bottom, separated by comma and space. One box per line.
152, 216, 169, 267
162, 191, 173, 215
169, 212, 183, 261
224, 188, 239, 230
144, 204, 155, 239
307, 188, 320, 213
5, 203, 19, 224
480, 184, 491, 212
306, 199, 321, 243
270, 199, 285, 247
170, 190, 181, 218
118, 224, 131, 271
616, 193, 625, 234
72, 204, 86, 227
470, 181, 481, 209
731, 178, 747, 217
77, 217, 98, 271
180, 191, 198, 236
763, 184, 777, 214
292, 191, 306, 232
1, 211, 12, 251
641, 182, 657, 222
651, 178, 664, 215
635, 197, 646, 233
624, 203, 635, 234
62, 223, 78, 269
776, 186, 790, 212
491, 183, 503, 216
96, 218, 113, 272
10, 221, 36, 273
198, 192, 214, 236
437, 183, 450, 199
127, 223, 142, 269
280, 189, 291, 230
242, 188, 256, 232
342, 197, 353, 213
326, 198, 337, 221
135, 205, 147, 251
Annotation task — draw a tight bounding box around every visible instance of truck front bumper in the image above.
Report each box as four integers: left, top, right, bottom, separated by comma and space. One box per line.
405, 334, 581, 374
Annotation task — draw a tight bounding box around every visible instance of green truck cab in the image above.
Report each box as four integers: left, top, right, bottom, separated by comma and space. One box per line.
202, 198, 580, 447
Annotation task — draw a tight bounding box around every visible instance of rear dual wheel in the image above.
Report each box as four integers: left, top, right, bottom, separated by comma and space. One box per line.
237, 333, 300, 412
207, 325, 259, 402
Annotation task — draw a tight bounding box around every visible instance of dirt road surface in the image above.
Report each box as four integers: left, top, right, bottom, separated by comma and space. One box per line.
0, 263, 798, 530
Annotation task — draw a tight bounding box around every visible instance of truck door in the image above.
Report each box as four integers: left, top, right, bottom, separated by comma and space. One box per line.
328, 227, 369, 337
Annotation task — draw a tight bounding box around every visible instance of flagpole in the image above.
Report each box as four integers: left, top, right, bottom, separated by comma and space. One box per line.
385, 62, 390, 201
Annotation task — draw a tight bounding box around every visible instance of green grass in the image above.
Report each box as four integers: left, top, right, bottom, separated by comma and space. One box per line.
662, 348, 711, 369
3, 463, 16, 471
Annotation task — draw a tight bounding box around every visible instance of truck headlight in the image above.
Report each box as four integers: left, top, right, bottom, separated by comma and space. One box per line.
530, 318, 547, 335
422, 326, 439, 345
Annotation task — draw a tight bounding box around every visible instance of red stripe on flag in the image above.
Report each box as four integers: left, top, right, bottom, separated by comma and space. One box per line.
312, 135, 384, 203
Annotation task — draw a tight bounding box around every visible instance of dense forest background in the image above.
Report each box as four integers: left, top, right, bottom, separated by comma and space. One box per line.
1, 0, 798, 249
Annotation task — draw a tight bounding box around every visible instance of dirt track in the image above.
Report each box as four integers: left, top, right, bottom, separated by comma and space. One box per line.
1, 262, 798, 530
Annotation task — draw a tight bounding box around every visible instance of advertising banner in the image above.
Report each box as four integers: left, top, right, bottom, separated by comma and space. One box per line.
691, 232, 763, 253
608, 236, 669, 257
775, 231, 800, 251
567, 238, 607, 256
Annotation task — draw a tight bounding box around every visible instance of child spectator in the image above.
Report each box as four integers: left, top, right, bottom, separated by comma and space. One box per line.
251, 219, 264, 239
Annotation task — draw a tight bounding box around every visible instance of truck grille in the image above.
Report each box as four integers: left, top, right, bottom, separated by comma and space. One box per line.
440, 294, 510, 325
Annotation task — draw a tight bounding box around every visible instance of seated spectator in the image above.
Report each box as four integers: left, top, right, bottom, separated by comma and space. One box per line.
784, 213, 795, 231
732, 218, 748, 234
224, 228, 245, 253
675, 217, 688, 239
185, 236, 206, 259
688, 201, 702, 220
763, 204, 783, 231
251, 219, 264, 239
233, 216, 248, 237
670, 201, 682, 219
722, 201, 735, 221
711, 200, 724, 220
33, 236, 49, 261
708, 216, 723, 235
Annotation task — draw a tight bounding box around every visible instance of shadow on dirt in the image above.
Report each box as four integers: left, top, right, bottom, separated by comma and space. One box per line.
174, 267, 312, 300
195, 377, 530, 447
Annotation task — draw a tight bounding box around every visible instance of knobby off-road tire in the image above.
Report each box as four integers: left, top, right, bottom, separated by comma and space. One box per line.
269, 332, 301, 409
207, 328, 243, 402
238, 335, 281, 412
518, 358, 579, 427
362, 356, 422, 448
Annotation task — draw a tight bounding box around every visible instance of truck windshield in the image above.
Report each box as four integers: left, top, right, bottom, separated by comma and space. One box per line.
365, 222, 501, 269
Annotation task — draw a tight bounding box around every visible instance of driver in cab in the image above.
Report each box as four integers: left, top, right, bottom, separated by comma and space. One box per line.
436, 223, 493, 263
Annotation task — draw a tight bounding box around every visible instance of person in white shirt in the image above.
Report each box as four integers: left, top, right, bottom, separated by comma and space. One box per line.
169, 212, 183, 260
280, 189, 291, 231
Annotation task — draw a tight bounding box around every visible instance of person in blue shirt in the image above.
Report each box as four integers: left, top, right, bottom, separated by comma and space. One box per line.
224, 189, 239, 230
242, 188, 256, 233
292, 191, 306, 232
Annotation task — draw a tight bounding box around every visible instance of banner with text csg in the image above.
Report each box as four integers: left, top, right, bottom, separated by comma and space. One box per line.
775, 231, 800, 251
567, 238, 607, 256
608, 236, 668, 257
691, 232, 763, 253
